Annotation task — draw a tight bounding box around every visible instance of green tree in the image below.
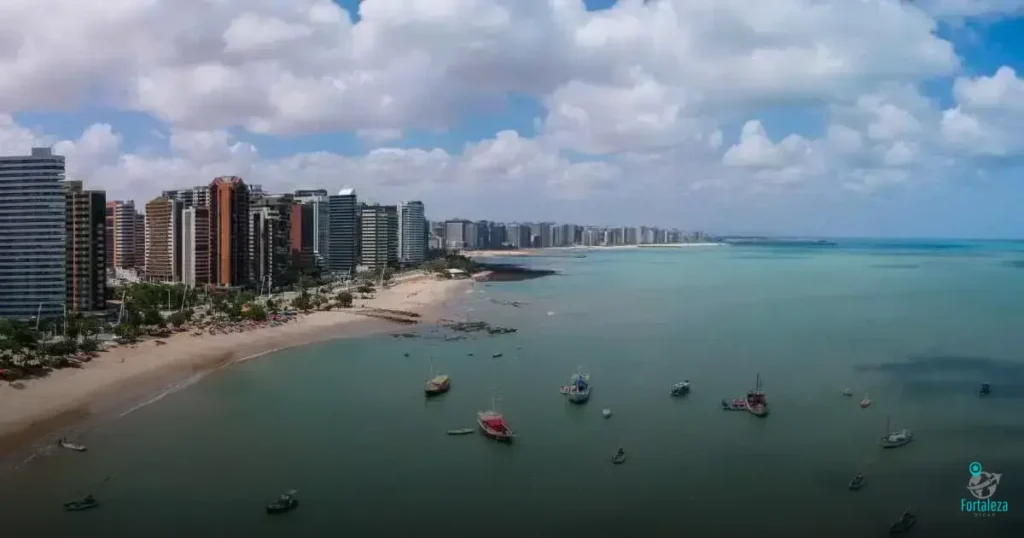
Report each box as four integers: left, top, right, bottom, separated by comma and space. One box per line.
356, 284, 374, 294
168, 311, 190, 328
336, 291, 353, 308
142, 308, 164, 327
242, 304, 268, 321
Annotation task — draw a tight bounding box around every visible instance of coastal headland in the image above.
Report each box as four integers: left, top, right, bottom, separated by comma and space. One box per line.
465, 242, 725, 258
0, 274, 472, 461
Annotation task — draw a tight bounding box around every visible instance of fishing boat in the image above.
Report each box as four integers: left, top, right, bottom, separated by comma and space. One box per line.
602, 408, 612, 418
58, 437, 87, 452
860, 395, 871, 408
477, 397, 515, 442
889, 508, 916, 534
980, 382, 991, 395
745, 374, 769, 417
612, 447, 626, 464
424, 359, 450, 396
447, 428, 475, 435
849, 472, 865, 491
567, 371, 591, 404
63, 495, 98, 511
843, 388, 853, 396
880, 416, 913, 448
670, 380, 691, 396
265, 489, 299, 514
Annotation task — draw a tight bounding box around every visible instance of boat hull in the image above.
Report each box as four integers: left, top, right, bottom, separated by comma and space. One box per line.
425, 381, 450, 396
477, 416, 514, 442
881, 439, 913, 449
745, 401, 769, 417
567, 390, 590, 403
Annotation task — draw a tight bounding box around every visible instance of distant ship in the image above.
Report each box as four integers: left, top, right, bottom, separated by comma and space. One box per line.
745, 373, 769, 417
477, 397, 514, 442
567, 371, 591, 404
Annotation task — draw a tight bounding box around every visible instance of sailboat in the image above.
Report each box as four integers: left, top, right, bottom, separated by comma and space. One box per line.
477, 396, 514, 442
424, 358, 450, 396
880, 415, 913, 448
745, 373, 769, 417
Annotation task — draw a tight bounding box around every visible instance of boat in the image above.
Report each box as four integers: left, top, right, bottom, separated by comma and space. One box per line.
849, 472, 865, 491
880, 416, 914, 448
566, 371, 591, 404
424, 359, 450, 396
612, 447, 626, 464
860, 395, 871, 408
670, 380, 691, 396
602, 408, 612, 418
720, 397, 746, 411
843, 388, 853, 396
889, 508, 916, 534
63, 495, 98, 511
477, 397, 515, 442
745, 374, 769, 417
265, 489, 299, 514
492, 353, 503, 358
447, 428, 475, 435
58, 437, 87, 452
980, 382, 991, 395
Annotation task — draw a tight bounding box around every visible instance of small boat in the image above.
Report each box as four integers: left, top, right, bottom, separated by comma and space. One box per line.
670, 380, 691, 396
58, 437, 87, 452
63, 495, 98, 511
745, 374, 769, 417
720, 397, 746, 410
612, 447, 626, 464
492, 353, 503, 358
447, 428, 475, 435
980, 382, 991, 395
860, 395, 871, 408
889, 508, 916, 534
559, 385, 572, 394
424, 359, 450, 396
265, 489, 299, 514
843, 388, 853, 396
602, 409, 612, 418
849, 472, 865, 491
567, 371, 591, 404
477, 397, 514, 442
880, 416, 914, 449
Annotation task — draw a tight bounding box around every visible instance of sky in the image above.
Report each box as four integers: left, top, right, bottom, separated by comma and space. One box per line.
3, 0, 1024, 237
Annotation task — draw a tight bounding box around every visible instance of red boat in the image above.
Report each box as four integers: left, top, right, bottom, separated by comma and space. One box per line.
745, 373, 769, 417
477, 408, 514, 442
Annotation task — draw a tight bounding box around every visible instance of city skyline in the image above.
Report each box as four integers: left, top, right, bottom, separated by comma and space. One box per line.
4, 2, 1024, 238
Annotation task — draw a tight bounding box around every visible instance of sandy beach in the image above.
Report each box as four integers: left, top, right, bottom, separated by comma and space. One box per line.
0, 275, 471, 458
465, 243, 725, 258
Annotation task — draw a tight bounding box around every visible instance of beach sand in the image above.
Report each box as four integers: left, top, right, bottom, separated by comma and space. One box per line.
0, 275, 470, 458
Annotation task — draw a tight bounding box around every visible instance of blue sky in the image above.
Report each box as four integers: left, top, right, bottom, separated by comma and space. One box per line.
5, 0, 1024, 237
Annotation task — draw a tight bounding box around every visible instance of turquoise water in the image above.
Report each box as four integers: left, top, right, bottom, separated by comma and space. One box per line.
3, 241, 1024, 537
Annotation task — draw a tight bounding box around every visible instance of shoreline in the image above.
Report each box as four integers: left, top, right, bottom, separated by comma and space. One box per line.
465, 243, 725, 258
0, 275, 472, 464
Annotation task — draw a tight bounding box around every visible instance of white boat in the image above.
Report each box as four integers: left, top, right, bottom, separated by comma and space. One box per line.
567, 371, 591, 403
881, 415, 913, 448
602, 409, 612, 418
843, 388, 853, 396
447, 428, 475, 435
57, 437, 87, 452
671, 380, 691, 396
860, 395, 871, 408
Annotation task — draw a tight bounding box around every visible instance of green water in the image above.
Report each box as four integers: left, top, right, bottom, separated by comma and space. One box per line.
3, 242, 1024, 537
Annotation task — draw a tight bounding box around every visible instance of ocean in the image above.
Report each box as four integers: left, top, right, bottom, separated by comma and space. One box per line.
3, 241, 1024, 537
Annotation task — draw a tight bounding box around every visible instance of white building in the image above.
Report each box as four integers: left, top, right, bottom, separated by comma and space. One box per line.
398, 201, 426, 265
361, 204, 398, 270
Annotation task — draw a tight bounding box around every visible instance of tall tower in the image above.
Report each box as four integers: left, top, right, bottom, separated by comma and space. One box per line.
65, 181, 106, 313
398, 201, 426, 265
327, 188, 358, 275
208, 176, 250, 287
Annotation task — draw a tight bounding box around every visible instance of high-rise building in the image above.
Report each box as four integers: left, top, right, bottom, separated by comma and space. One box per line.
65, 181, 106, 313
360, 204, 398, 270
294, 190, 330, 269
107, 201, 139, 269
134, 211, 146, 273
327, 188, 358, 275
488, 223, 507, 248
290, 202, 316, 275
208, 176, 250, 287
181, 206, 210, 287
444, 219, 470, 250
0, 148, 66, 320
250, 195, 293, 292
145, 197, 182, 282
162, 186, 210, 208
397, 201, 426, 265
506, 223, 531, 249
104, 204, 114, 270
